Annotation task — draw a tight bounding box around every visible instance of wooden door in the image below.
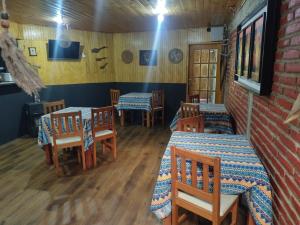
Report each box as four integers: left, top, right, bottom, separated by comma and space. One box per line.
188, 43, 222, 104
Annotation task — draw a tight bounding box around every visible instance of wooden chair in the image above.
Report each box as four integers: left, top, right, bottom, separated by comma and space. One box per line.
188, 94, 200, 103
151, 89, 165, 127
177, 115, 204, 133
110, 89, 120, 107
170, 146, 238, 225
91, 106, 117, 167
180, 102, 200, 118
50, 111, 85, 175
43, 99, 65, 114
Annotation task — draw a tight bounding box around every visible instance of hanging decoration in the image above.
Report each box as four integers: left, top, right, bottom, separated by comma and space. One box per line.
0, 0, 44, 96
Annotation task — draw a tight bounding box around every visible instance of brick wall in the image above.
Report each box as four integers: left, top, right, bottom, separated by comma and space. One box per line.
225, 1, 300, 225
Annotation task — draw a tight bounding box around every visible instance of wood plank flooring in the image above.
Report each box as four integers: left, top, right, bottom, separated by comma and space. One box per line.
0, 125, 246, 225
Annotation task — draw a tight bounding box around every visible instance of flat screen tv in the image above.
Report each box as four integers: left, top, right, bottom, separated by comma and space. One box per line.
48, 40, 80, 60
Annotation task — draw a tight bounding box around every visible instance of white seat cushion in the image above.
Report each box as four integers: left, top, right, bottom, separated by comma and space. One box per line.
55, 136, 81, 145
178, 191, 238, 216
95, 130, 113, 137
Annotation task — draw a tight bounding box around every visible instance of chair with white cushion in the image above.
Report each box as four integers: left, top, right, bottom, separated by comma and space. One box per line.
50, 111, 85, 175
170, 146, 238, 225
91, 106, 117, 167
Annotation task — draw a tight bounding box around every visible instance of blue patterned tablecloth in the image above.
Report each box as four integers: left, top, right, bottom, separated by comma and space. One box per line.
151, 132, 272, 225
170, 103, 234, 134
38, 107, 93, 151
116, 92, 152, 112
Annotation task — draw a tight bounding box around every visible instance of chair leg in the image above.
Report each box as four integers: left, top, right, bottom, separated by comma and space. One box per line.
81, 146, 86, 171
112, 136, 117, 160
152, 111, 155, 127
102, 141, 106, 154
171, 203, 178, 225
230, 200, 239, 225
93, 142, 97, 167
53, 147, 60, 175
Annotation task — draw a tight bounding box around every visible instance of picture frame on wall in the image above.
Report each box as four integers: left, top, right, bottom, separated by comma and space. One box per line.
234, 0, 280, 96
139, 50, 157, 66
28, 47, 37, 56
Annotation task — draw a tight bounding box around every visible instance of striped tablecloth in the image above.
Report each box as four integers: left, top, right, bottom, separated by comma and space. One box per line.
38, 107, 93, 151
116, 92, 152, 112
151, 132, 272, 225
170, 103, 234, 134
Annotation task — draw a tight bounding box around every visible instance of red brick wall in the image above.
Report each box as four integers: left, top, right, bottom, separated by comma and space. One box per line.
225, 1, 300, 225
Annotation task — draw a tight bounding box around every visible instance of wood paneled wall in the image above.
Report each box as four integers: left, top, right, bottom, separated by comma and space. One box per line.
5, 22, 214, 85
5, 22, 114, 85
113, 28, 212, 84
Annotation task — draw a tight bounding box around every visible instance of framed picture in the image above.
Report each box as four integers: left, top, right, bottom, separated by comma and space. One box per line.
234, 0, 280, 95
139, 50, 157, 66
28, 47, 37, 56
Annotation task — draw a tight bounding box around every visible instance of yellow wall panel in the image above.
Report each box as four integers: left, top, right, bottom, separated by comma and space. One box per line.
3, 22, 213, 85
5, 22, 114, 85
113, 28, 212, 84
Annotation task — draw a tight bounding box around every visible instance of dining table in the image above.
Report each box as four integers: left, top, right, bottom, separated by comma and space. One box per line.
116, 92, 152, 128
170, 103, 234, 134
38, 107, 95, 168
150, 131, 272, 225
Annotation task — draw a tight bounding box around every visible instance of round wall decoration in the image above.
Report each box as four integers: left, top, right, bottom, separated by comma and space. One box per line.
168, 48, 183, 64
121, 50, 133, 64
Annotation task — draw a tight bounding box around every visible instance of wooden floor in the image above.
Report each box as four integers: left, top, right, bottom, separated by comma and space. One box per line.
0, 125, 246, 225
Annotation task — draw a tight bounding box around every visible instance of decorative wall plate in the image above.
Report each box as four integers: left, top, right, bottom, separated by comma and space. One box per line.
121, 50, 133, 64
168, 48, 183, 64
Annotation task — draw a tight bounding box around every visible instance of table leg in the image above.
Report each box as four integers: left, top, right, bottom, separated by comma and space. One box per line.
43, 144, 53, 165
247, 213, 255, 225
163, 215, 171, 225
85, 146, 93, 169
147, 111, 150, 128
120, 110, 125, 127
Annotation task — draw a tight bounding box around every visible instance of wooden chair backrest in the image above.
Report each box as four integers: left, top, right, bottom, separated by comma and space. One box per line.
188, 94, 200, 103
152, 90, 164, 108
180, 102, 200, 118
177, 115, 204, 133
171, 146, 221, 219
50, 111, 83, 142
91, 106, 115, 134
44, 100, 65, 114
110, 89, 120, 106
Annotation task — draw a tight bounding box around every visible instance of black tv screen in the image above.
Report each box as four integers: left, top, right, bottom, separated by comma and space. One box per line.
48, 40, 80, 60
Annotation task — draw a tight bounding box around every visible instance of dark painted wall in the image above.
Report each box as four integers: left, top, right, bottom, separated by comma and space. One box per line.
0, 82, 186, 145
0, 85, 32, 145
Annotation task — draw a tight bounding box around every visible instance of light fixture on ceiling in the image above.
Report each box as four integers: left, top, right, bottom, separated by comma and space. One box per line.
153, 0, 167, 23
53, 11, 63, 24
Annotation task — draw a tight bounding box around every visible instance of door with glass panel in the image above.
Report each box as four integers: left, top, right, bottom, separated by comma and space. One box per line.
188, 44, 222, 104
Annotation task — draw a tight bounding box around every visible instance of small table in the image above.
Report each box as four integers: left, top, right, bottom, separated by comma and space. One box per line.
38, 107, 94, 168
116, 92, 152, 128
150, 132, 272, 225
170, 103, 234, 134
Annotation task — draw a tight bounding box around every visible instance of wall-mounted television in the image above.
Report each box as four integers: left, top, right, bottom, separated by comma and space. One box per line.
47, 40, 80, 60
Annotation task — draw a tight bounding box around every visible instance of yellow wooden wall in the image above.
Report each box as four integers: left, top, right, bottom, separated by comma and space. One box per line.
6, 22, 114, 85
5, 21, 213, 85
113, 28, 211, 84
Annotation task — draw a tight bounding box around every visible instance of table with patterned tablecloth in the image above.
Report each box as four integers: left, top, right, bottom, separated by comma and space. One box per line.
170, 103, 234, 134
38, 107, 93, 150
116, 92, 152, 127
150, 131, 272, 225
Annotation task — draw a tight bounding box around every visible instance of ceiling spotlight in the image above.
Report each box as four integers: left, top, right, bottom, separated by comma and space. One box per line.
54, 11, 63, 24
153, 0, 167, 16
158, 14, 164, 22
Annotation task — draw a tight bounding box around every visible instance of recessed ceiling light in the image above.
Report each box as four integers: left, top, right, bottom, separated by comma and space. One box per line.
54, 11, 63, 24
